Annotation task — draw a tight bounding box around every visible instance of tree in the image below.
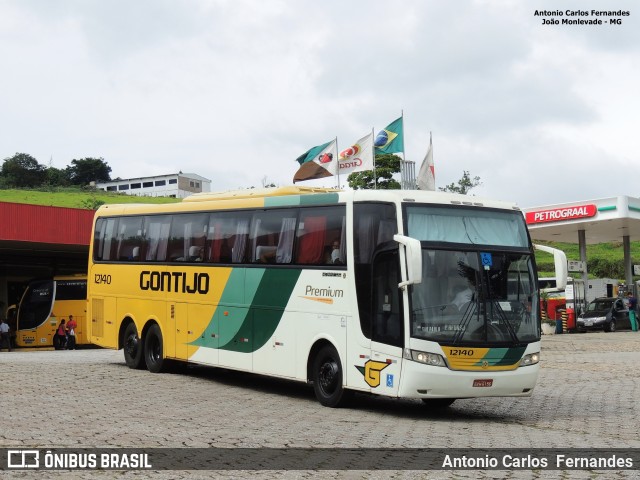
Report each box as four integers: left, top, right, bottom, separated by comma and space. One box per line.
65, 157, 112, 185
44, 166, 69, 187
0, 153, 47, 187
439, 170, 482, 195
347, 154, 401, 190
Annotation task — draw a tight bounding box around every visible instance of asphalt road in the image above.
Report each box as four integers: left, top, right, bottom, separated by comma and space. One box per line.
1, 331, 639, 479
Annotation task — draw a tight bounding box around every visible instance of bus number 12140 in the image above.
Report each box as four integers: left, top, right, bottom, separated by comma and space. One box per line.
94, 274, 112, 285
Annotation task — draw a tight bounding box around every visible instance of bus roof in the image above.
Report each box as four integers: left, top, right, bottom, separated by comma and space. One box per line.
182, 186, 340, 203
94, 188, 521, 216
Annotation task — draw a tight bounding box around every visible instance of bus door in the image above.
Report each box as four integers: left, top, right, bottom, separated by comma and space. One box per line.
369, 249, 404, 396
170, 303, 188, 360
16, 279, 57, 347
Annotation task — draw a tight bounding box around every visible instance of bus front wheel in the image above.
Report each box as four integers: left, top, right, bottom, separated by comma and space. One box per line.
123, 323, 145, 370
144, 324, 166, 373
312, 345, 351, 408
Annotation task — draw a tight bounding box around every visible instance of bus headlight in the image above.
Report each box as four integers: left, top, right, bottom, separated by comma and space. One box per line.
520, 352, 540, 366
403, 348, 446, 367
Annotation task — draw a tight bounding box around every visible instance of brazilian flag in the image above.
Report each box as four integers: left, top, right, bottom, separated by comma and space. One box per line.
374, 117, 404, 154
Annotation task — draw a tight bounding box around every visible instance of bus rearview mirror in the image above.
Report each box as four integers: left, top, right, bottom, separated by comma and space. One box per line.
394, 234, 422, 289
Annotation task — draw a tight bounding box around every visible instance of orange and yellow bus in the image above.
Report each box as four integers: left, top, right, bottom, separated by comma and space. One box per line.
14, 275, 88, 348
88, 186, 556, 407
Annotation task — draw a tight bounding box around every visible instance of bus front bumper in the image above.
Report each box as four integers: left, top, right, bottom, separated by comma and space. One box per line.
398, 360, 540, 399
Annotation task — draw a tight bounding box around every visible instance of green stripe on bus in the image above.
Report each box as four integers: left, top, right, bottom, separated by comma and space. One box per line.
475, 347, 526, 366
191, 268, 301, 353
300, 193, 339, 205
264, 193, 340, 208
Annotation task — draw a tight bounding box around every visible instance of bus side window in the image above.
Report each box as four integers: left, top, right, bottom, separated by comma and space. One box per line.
295, 205, 346, 266
116, 217, 144, 261
143, 215, 171, 262
296, 216, 326, 264
94, 217, 119, 261
208, 215, 237, 264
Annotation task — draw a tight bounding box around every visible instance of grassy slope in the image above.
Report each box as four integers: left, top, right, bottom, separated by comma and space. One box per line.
0, 188, 180, 208
534, 240, 640, 278
1, 188, 638, 279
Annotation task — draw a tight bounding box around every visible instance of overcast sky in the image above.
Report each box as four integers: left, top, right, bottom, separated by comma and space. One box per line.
1, 0, 638, 208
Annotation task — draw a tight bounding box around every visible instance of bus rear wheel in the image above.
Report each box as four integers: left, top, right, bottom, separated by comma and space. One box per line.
312, 345, 351, 408
144, 324, 166, 373
123, 323, 145, 370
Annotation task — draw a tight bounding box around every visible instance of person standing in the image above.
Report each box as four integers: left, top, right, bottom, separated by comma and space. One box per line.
627, 292, 638, 332
55, 319, 67, 350
0, 318, 11, 352
66, 314, 77, 350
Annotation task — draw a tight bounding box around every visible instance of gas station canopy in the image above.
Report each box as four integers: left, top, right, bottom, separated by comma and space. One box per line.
523, 196, 640, 287
523, 196, 640, 245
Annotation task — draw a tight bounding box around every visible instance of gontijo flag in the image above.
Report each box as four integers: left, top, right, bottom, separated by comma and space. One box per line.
293, 139, 338, 183
374, 117, 404, 154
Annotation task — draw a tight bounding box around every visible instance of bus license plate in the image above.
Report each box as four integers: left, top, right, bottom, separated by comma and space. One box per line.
473, 379, 493, 387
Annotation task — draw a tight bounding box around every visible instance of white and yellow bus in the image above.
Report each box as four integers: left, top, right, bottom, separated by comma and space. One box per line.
88, 186, 552, 407
14, 275, 88, 348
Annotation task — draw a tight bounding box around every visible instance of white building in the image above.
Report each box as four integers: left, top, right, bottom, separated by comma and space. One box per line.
95, 173, 211, 199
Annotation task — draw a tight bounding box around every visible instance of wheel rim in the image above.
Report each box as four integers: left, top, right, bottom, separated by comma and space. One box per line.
149, 336, 161, 363
318, 358, 339, 395
125, 333, 139, 358
610, 321, 616, 332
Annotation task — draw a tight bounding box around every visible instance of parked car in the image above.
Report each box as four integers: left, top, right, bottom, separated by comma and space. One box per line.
576, 297, 630, 332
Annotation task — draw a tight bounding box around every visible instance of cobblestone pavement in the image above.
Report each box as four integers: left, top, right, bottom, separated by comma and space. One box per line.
1, 331, 639, 479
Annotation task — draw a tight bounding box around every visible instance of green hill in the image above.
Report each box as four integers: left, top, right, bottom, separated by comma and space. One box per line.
0, 187, 180, 209
1, 187, 638, 280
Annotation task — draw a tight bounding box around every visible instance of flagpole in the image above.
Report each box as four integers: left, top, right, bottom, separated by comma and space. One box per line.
372, 127, 377, 190
430, 131, 434, 189
334, 136, 340, 189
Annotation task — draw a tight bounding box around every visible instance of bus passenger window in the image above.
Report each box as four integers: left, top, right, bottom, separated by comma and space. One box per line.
250, 210, 295, 264
296, 216, 326, 264
295, 205, 346, 266
116, 217, 144, 261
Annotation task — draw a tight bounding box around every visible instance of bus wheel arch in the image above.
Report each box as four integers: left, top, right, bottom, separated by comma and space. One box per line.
121, 319, 145, 370
308, 340, 352, 408
143, 322, 167, 373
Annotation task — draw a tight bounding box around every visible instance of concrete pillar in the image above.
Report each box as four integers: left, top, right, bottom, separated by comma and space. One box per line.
579, 229, 588, 307
623, 235, 632, 288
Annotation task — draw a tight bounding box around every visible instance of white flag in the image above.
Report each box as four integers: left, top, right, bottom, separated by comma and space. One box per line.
416, 136, 435, 191
337, 132, 374, 176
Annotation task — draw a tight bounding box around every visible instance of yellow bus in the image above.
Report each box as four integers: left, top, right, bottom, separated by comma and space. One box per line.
14, 275, 88, 348
88, 186, 554, 407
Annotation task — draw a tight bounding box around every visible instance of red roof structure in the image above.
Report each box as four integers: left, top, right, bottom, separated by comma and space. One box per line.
0, 202, 94, 245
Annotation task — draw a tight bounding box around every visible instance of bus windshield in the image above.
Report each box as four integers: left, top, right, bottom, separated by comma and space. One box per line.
406, 206, 538, 344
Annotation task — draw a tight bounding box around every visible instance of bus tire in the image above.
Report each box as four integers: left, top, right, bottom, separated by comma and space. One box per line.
144, 324, 166, 373
312, 345, 351, 408
123, 323, 145, 370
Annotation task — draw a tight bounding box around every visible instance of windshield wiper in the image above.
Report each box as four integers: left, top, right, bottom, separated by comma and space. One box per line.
491, 300, 520, 343
452, 299, 478, 344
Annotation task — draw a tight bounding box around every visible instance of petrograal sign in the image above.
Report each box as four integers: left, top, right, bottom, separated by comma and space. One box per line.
526, 205, 597, 224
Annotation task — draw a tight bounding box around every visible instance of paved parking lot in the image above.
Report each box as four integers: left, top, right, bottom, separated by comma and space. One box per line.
1, 331, 639, 479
